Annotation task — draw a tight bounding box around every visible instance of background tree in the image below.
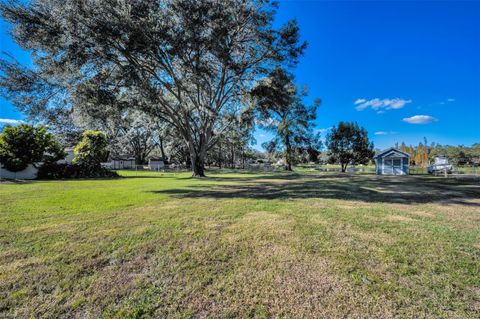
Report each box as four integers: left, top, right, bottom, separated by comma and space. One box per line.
251, 68, 320, 171
0, 124, 65, 172
326, 122, 374, 172
73, 131, 109, 171
1, 0, 305, 177
294, 131, 323, 163
111, 114, 165, 165
206, 110, 255, 168
398, 141, 480, 166
75, 106, 173, 164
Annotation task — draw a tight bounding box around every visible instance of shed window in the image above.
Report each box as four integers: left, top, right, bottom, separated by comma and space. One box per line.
393, 159, 401, 166
384, 159, 392, 166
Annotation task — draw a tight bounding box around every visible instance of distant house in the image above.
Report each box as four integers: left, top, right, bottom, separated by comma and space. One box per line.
57, 147, 75, 164
111, 156, 136, 169
149, 158, 165, 170
374, 148, 410, 175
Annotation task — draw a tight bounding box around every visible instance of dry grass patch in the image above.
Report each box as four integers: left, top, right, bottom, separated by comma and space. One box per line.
385, 215, 416, 223
409, 210, 435, 218
349, 229, 395, 245
1, 171, 479, 318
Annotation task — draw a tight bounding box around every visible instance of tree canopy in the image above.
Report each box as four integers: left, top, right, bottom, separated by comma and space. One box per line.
0, 0, 306, 176
73, 130, 109, 170
251, 68, 320, 170
326, 122, 374, 172
0, 124, 65, 172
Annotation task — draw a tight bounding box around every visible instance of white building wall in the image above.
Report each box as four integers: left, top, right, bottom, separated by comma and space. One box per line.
56, 149, 75, 164
149, 160, 165, 169
0, 163, 39, 180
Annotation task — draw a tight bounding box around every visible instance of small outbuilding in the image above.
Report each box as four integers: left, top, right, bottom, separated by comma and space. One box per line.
149, 158, 165, 170
112, 156, 136, 169
374, 148, 410, 175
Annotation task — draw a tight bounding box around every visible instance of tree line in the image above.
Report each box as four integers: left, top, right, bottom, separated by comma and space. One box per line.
0, 0, 308, 176
397, 140, 480, 166
0, 0, 378, 177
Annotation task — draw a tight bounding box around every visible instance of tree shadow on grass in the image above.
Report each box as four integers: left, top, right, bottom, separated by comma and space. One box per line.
148, 174, 480, 206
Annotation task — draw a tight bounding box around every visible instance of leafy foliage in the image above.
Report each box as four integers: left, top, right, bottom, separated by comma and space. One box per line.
37, 162, 118, 179
251, 68, 320, 170
206, 109, 255, 168
73, 131, 109, 170
326, 122, 374, 172
0, 0, 306, 176
398, 141, 480, 166
76, 107, 171, 165
0, 124, 65, 172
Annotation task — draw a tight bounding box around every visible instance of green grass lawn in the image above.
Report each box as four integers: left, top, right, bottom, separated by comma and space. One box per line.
1, 170, 479, 318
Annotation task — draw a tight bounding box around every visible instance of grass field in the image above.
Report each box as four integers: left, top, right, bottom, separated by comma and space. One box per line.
1, 170, 479, 318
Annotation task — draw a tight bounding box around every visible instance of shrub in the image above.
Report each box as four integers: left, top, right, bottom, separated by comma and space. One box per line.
37, 163, 118, 179
0, 124, 65, 172
73, 131, 109, 169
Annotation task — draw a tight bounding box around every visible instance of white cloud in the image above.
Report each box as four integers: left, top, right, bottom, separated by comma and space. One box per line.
403, 115, 438, 124
439, 98, 455, 105
354, 98, 412, 112
0, 118, 24, 125
374, 131, 398, 135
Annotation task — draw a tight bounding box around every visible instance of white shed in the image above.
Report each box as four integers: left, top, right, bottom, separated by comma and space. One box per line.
112, 156, 136, 169
149, 158, 165, 170
374, 148, 410, 175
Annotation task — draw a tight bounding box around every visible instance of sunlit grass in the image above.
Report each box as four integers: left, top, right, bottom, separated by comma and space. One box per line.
1, 170, 479, 318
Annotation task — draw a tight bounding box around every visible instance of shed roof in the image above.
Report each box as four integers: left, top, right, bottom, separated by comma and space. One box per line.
374, 147, 410, 159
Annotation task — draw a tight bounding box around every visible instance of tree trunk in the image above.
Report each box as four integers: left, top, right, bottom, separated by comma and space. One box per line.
341, 162, 348, 172
159, 138, 167, 162
286, 161, 292, 171
285, 134, 293, 171
191, 152, 206, 177
218, 142, 222, 169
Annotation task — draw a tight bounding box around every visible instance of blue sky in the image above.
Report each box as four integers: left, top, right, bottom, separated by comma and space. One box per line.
1, 0, 479, 150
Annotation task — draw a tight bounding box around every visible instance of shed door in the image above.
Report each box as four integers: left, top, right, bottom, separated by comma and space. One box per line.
393, 159, 403, 175
384, 159, 393, 174
384, 158, 403, 175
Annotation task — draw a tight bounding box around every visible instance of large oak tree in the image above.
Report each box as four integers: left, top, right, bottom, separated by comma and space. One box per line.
1, 0, 305, 176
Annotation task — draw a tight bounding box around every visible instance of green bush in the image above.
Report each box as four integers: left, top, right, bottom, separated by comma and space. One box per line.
37, 163, 118, 179
73, 130, 109, 169
0, 124, 65, 172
